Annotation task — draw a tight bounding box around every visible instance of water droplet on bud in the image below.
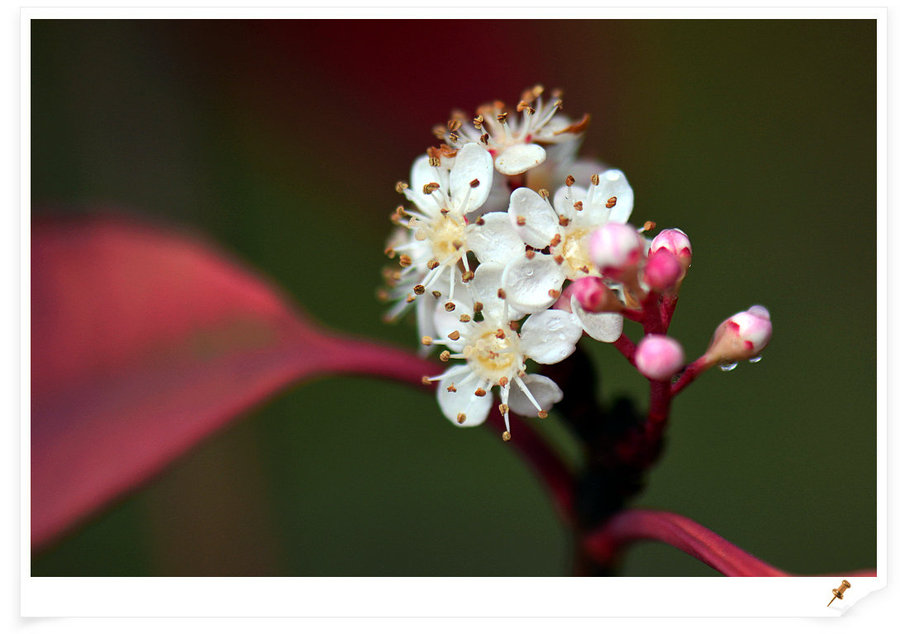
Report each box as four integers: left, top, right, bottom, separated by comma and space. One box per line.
749, 356, 762, 363
718, 362, 738, 372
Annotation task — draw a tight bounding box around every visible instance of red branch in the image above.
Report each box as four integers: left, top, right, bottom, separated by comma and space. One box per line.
583, 508, 789, 576
612, 333, 637, 367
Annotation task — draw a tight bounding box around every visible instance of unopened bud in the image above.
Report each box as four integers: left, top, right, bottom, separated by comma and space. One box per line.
635, 335, 685, 381
589, 222, 644, 282
705, 305, 772, 364
649, 228, 692, 270
643, 249, 683, 293
567, 276, 619, 313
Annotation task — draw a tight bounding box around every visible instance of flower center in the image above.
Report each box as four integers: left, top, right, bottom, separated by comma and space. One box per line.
426, 214, 466, 262
556, 228, 596, 279
464, 322, 523, 384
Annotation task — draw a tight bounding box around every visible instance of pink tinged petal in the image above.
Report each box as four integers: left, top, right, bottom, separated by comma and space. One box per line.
706, 305, 773, 363
466, 211, 525, 265
494, 143, 547, 176
500, 253, 567, 314
449, 143, 493, 212
649, 227, 692, 269
588, 222, 643, 274
507, 187, 558, 249
571, 297, 624, 343
507, 374, 563, 418
520, 310, 583, 365
642, 249, 684, 292
591, 169, 634, 224
408, 154, 441, 214
437, 370, 493, 427
568, 276, 612, 312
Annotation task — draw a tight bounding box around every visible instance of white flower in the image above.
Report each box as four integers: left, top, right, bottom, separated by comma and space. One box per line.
422, 263, 582, 439
497, 170, 634, 344
434, 86, 589, 176
508, 169, 635, 280
386, 143, 524, 320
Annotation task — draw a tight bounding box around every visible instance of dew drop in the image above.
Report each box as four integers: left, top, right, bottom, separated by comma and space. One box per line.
749, 356, 763, 364
718, 362, 738, 372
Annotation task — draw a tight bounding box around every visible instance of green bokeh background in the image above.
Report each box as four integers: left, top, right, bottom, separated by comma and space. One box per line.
30, 19, 876, 576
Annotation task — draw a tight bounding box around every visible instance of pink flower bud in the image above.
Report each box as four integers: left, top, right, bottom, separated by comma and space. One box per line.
589, 222, 643, 281
705, 305, 772, 364
643, 249, 683, 292
649, 228, 692, 270
568, 276, 619, 313
635, 335, 685, 381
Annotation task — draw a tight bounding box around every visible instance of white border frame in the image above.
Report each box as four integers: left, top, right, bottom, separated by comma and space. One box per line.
16, 4, 889, 621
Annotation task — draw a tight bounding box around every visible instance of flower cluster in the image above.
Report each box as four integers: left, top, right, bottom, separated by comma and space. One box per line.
381, 86, 772, 441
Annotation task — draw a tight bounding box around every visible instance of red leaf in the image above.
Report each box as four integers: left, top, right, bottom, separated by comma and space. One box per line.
31, 214, 335, 547
31, 214, 573, 549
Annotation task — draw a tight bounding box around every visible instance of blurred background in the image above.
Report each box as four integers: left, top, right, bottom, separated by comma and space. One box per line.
31, 19, 876, 576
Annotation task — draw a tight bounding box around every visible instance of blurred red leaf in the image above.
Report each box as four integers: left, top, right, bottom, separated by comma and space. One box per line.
31, 214, 338, 548
31, 214, 573, 549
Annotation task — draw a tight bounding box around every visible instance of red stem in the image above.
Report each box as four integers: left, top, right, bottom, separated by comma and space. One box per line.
645, 380, 672, 446
314, 333, 575, 523
640, 291, 666, 335
612, 333, 637, 367
583, 508, 789, 576
671, 357, 710, 396
660, 295, 678, 330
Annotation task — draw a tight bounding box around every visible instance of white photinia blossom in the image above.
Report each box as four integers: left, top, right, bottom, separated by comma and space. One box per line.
386, 143, 524, 320
422, 262, 582, 439
704, 305, 773, 365
506, 170, 635, 286
635, 335, 685, 380
433, 86, 589, 176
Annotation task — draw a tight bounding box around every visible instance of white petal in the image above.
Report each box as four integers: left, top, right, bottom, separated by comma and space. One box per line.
416, 291, 437, 355
552, 184, 589, 223
571, 297, 624, 343
449, 143, 493, 213
520, 309, 583, 365
508, 187, 558, 249
433, 301, 474, 352
437, 371, 493, 427
467, 212, 526, 265
590, 169, 634, 224
408, 154, 441, 215
468, 262, 525, 322
500, 253, 567, 314
495, 143, 547, 176
507, 374, 563, 418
